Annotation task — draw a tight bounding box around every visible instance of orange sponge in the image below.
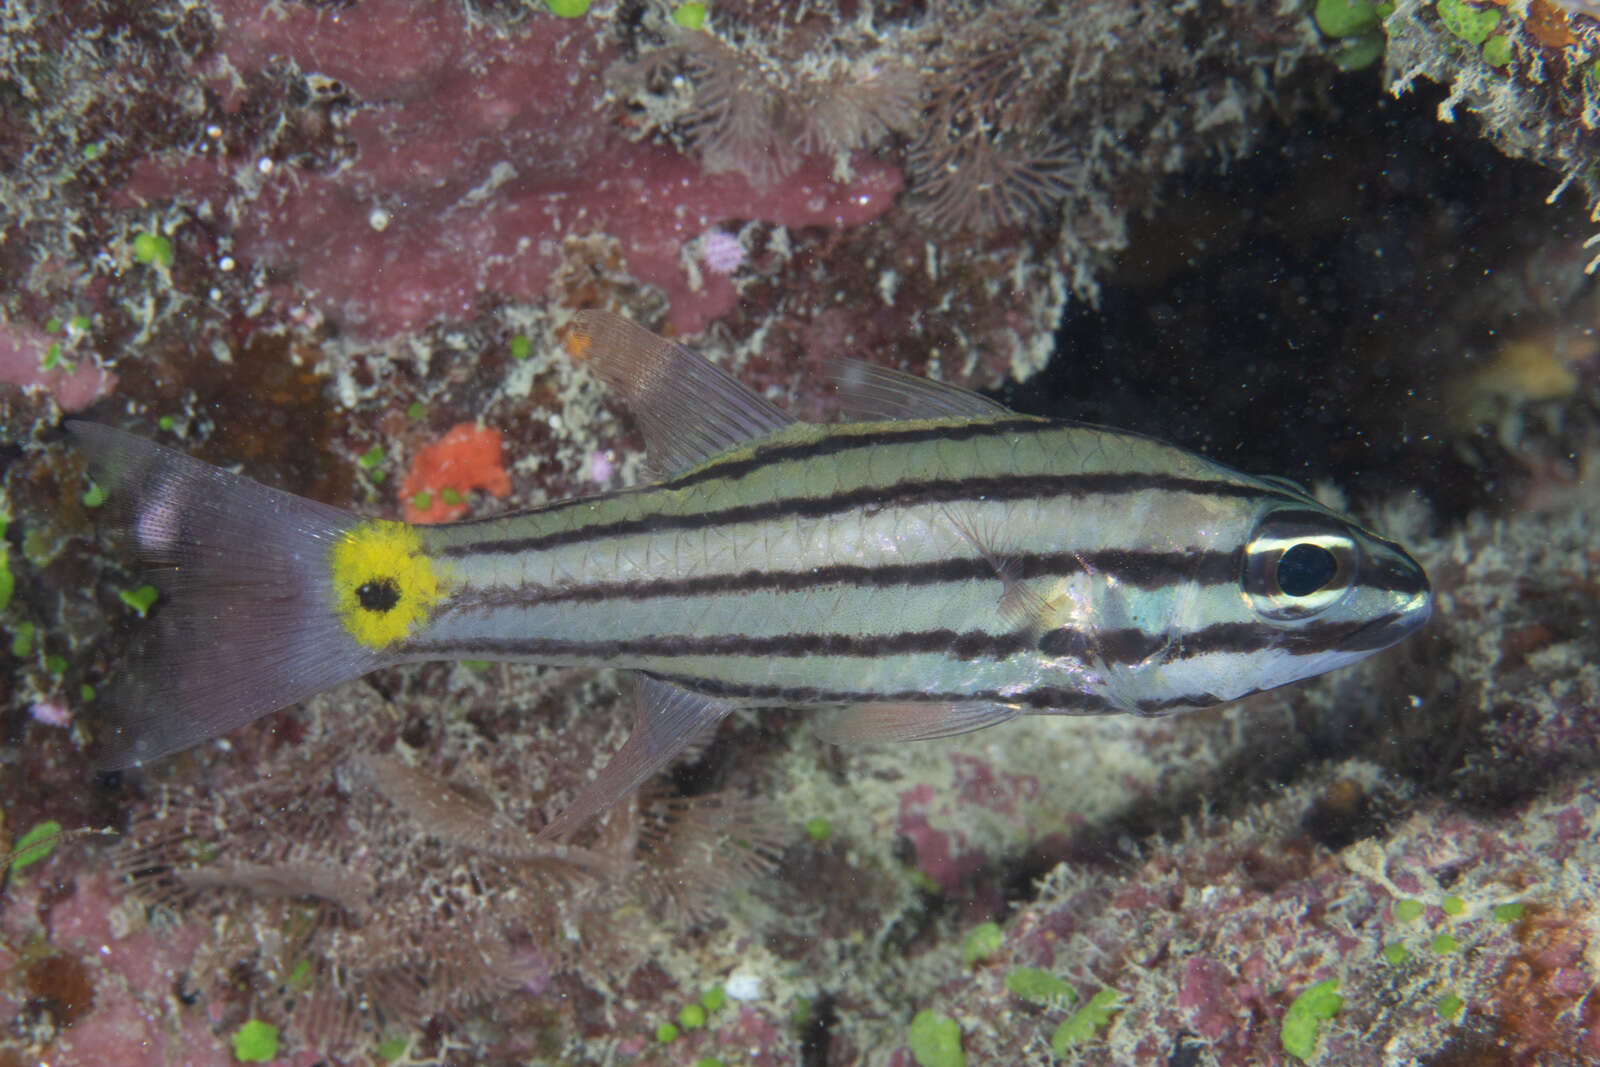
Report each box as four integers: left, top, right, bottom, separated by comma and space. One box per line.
401, 423, 511, 523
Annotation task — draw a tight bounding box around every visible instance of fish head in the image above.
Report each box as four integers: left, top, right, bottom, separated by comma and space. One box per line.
1230, 502, 1432, 693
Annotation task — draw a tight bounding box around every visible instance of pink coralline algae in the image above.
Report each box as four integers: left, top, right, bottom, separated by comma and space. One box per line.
0, 321, 115, 412
891, 760, 1600, 1065
1, 868, 232, 1067
127, 0, 900, 339
895, 753, 1057, 900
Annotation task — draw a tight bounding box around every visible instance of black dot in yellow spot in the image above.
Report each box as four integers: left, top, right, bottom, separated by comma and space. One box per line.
357, 578, 401, 613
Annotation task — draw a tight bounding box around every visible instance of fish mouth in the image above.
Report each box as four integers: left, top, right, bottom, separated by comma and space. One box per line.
1341, 594, 1431, 653
1339, 551, 1433, 653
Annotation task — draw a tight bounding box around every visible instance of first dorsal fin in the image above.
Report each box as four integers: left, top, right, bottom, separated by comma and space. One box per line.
566, 311, 794, 476
823, 357, 1012, 422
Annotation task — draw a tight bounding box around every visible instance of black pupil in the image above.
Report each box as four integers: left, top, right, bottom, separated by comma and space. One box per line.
1277, 544, 1338, 597
357, 578, 401, 613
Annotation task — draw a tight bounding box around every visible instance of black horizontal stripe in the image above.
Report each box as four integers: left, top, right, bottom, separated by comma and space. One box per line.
649, 674, 1227, 715
439, 417, 1056, 531
1176, 618, 1392, 657
1360, 548, 1431, 599
401, 627, 1036, 662
1034, 617, 1388, 664
646, 674, 1119, 713
402, 612, 1392, 670
440, 471, 1275, 558
656, 416, 1054, 491
446, 548, 1245, 609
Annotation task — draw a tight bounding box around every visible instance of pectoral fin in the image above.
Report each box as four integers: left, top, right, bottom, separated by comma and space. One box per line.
538, 674, 734, 840
941, 506, 1057, 635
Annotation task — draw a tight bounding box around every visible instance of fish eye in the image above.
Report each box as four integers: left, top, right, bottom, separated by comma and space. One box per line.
1277, 543, 1339, 597
1242, 511, 1357, 621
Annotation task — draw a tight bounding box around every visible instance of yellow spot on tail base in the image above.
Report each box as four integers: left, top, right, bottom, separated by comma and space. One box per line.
330, 521, 448, 648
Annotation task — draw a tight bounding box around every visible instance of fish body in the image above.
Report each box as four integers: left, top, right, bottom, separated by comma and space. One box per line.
73, 312, 1431, 835
415, 418, 1418, 713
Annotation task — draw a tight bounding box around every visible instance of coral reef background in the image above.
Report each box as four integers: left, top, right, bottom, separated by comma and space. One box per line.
3, 0, 1600, 1064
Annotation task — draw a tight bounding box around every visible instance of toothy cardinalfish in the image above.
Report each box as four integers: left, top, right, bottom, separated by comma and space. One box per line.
72, 311, 1431, 836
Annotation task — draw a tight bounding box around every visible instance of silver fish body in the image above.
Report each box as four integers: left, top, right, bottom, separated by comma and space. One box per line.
413, 417, 1427, 716
72, 311, 1431, 834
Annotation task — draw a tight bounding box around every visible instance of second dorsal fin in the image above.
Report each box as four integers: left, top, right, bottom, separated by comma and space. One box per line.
567, 311, 794, 476
824, 357, 1013, 422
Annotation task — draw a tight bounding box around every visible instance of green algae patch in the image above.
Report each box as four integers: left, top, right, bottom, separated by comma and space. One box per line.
1392, 898, 1424, 921
1315, 0, 1379, 38
1493, 901, 1525, 922
1281, 979, 1342, 1061
1436, 0, 1500, 45
1050, 988, 1121, 1053
672, 2, 707, 28
1333, 34, 1386, 71
285, 959, 313, 991
1436, 992, 1463, 1019
374, 1034, 408, 1061
962, 921, 1002, 966
1382, 942, 1409, 965
1481, 34, 1512, 67
700, 986, 726, 1013
1003, 966, 1075, 1004
1315, 0, 1387, 69
908, 1010, 963, 1067
10, 820, 62, 873
232, 1019, 278, 1062
11, 621, 34, 657
119, 584, 159, 617
805, 816, 831, 842
132, 231, 173, 268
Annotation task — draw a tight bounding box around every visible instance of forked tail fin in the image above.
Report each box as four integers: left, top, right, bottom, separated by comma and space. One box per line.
70, 422, 386, 769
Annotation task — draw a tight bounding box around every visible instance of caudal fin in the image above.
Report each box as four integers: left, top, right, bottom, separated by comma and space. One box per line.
70, 422, 385, 769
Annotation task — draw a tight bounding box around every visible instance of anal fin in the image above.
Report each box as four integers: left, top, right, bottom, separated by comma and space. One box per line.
538, 674, 734, 840
816, 702, 1022, 745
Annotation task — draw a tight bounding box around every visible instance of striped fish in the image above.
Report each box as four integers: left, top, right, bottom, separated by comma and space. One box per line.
72, 311, 1431, 836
